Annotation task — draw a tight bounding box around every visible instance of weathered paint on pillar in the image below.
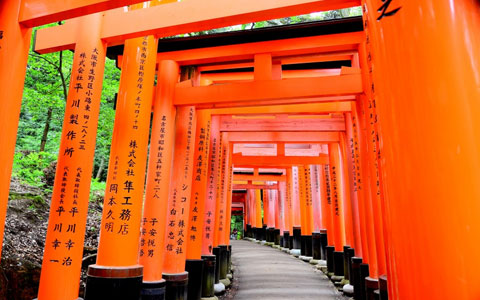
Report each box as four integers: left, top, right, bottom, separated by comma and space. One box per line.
37, 13, 106, 299
96, 32, 157, 268
202, 115, 220, 255
0, 0, 32, 260
163, 106, 196, 274
139, 60, 178, 282
328, 144, 346, 252
364, 1, 480, 299
186, 110, 211, 260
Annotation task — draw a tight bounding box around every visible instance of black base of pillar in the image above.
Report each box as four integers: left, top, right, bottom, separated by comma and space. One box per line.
300, 235, 307, 256
261, 225, 267, 241
305, 235, 313, 257
333, 251, 344, 276
283, 231, 290, 249
274, 229, 281, 245
267, 227, 274, 242
292, 227, 301, 249
312, 232, 321, 260
319, 229, 328, 260
246, 224, 252, 238
366, 277, 379, 300
351, 257, 363, 300
185, 259, 204, 300
141, 280, 166, 300
343, 246, 355, 280
326, 246, 335, 273
227, 245, 232, 274
212, 247, 221, 283
288, 235, 294, 250
379, 275, 388, 300
359, 264, 370, 300
280, 236, 284, 247
201, 255, 216, 298
219, 245, 228, 280
84, 264, 143, 300
163, 272, 188, 300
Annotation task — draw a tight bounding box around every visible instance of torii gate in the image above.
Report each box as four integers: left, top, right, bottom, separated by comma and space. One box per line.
1, 1, 480, 300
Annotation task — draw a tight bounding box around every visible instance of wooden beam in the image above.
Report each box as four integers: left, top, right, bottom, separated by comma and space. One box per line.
174, 74, 362, 106
200, 96, 355, 110
201, 69, 341, 83
209, 101, 352, 115
34, 0, 361, 53
233, 174, 286, 182
227, 132, 339, 143
19, 0, 143, 27
220, 115, 345, 132
197, 52, 354, 73
232, 153, 330, 166
156, 32, 363, 66
233, 184, 279, 190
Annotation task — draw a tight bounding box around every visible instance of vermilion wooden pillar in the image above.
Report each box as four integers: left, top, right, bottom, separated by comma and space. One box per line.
310, 165, 322, 233
255, 189, 263, 239
345, 111, 368, 261
201, 115, 219, 299
203, 116, 220, 255
281, 177, 292, 248
138, 60, 179, 297
290, 167, 302, 251
185, 110, 211, 300
86, 24, 157, 299
0, 0, 32, 260
162, 106, 197, 299
274, 188, 282, 245
339, 133, 356, 250
328, 143, 347, 277
363, 1, 480, 299
358, 40, 387, 293
37, 13, 106, 300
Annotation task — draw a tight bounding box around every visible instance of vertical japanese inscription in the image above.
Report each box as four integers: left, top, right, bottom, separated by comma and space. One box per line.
164, 107, 196, 260
47, 47, 102, 269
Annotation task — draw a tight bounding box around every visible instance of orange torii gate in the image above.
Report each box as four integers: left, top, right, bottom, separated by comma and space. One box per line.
0, 1, 479, 300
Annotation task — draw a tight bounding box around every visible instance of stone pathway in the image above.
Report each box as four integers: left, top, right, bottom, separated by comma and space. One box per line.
231, 240, 346, 300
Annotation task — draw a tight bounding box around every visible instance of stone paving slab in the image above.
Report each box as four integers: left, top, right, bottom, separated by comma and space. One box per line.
231, 240, 347, 300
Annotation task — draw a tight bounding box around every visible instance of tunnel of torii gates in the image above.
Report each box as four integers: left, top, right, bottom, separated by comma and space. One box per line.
0, 0, 479, 300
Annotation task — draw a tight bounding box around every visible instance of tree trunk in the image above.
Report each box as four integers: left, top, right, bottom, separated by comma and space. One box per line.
39, 107, 53, 152
95, 157, 105, 180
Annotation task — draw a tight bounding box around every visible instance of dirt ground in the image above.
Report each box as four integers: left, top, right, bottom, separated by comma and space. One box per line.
0, 178, 103, 300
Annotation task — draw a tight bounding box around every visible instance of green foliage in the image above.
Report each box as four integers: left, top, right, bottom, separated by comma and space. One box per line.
12, 151, 56, 187
89, 178, 107, 201
231, 215, 244, 239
